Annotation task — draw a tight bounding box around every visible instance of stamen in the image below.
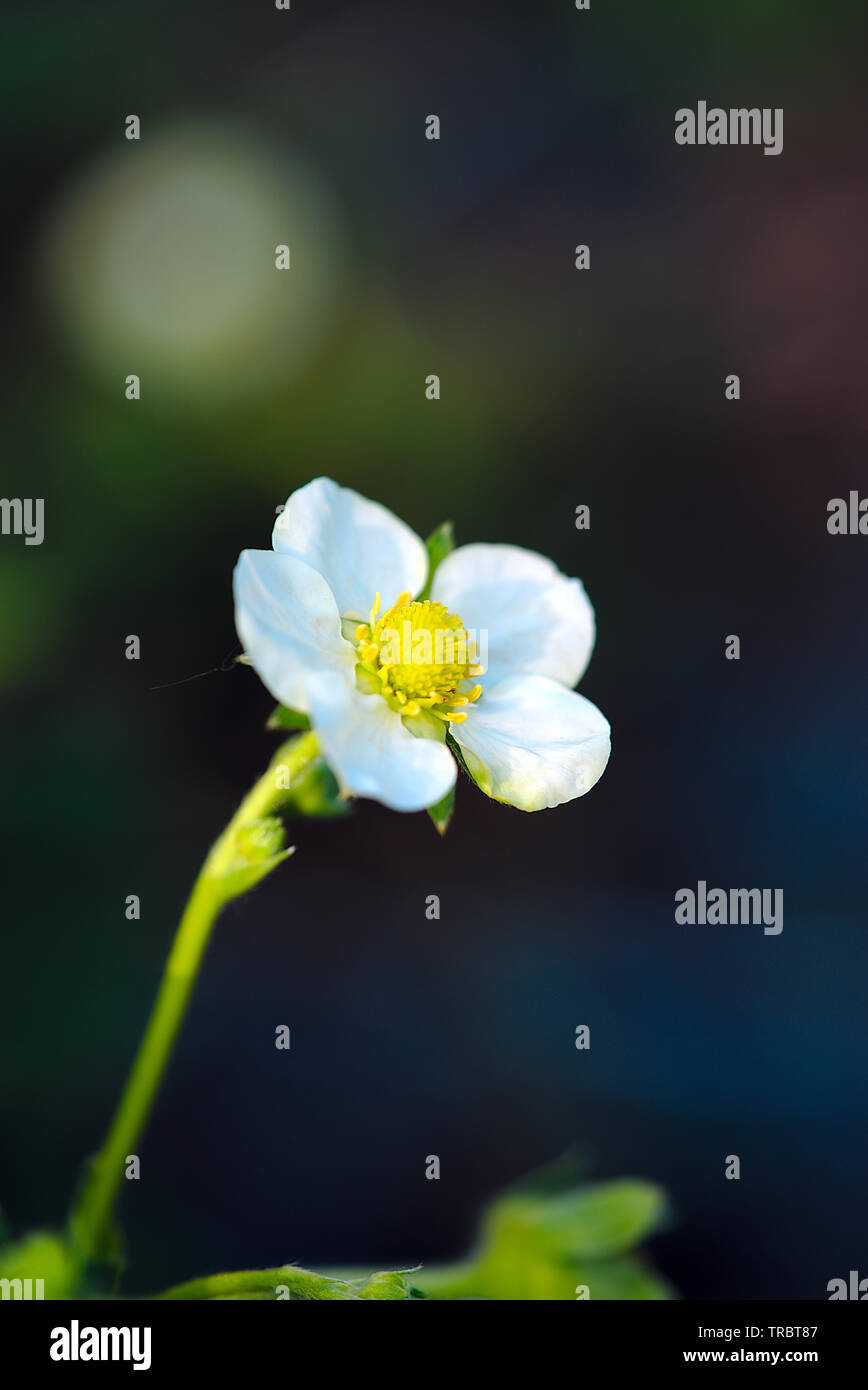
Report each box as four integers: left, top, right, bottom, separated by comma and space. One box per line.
352, 591, 483, 726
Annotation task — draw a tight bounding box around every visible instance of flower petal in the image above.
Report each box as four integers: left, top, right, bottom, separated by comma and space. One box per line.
272, 477, 428, 619
431, 543, 595, 688
234, 549, 355, 713
451, 674, 610, 811
306, 670, 457, 813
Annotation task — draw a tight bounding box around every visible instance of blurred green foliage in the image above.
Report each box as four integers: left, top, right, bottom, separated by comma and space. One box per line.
153, 1171, 672, 1300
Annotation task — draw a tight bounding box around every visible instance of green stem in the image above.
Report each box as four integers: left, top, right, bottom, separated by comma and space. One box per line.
70, 732, 319, 1264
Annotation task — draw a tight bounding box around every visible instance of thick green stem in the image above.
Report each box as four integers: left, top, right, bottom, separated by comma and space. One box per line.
70, 732, 319, 1264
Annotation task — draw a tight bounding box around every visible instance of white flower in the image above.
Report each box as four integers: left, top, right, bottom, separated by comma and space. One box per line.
234, 478, 610, 815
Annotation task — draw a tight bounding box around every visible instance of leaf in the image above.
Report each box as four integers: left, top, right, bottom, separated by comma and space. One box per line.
217, 849, 294, 898
409, 1174, 674, 1301
486, 1180, 670, 1261
418, 521, 455, 599
267, 704, 311, 732
208, 817, 295, 895
427, 786, 455, 835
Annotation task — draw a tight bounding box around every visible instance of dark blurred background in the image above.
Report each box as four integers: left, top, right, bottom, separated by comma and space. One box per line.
1, 0, 866, 1298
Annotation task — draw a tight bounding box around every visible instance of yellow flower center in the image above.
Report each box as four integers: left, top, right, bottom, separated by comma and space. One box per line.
353, 591, 483, 725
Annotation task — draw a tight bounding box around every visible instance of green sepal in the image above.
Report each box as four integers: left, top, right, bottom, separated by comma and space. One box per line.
427, 786, 455, 836
403, 708, 447, 742
288, 758, 351, 819
267, 704, 311, 732
446, 732, 475, 782
418, 521, 455, 600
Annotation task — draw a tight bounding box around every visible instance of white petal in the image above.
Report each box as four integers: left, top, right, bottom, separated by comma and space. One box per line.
451, 674, 610, 811
431, 543, 595, 688
272, 477, 428, 620
234, 549, 355, 713
306, 671, 457, 813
